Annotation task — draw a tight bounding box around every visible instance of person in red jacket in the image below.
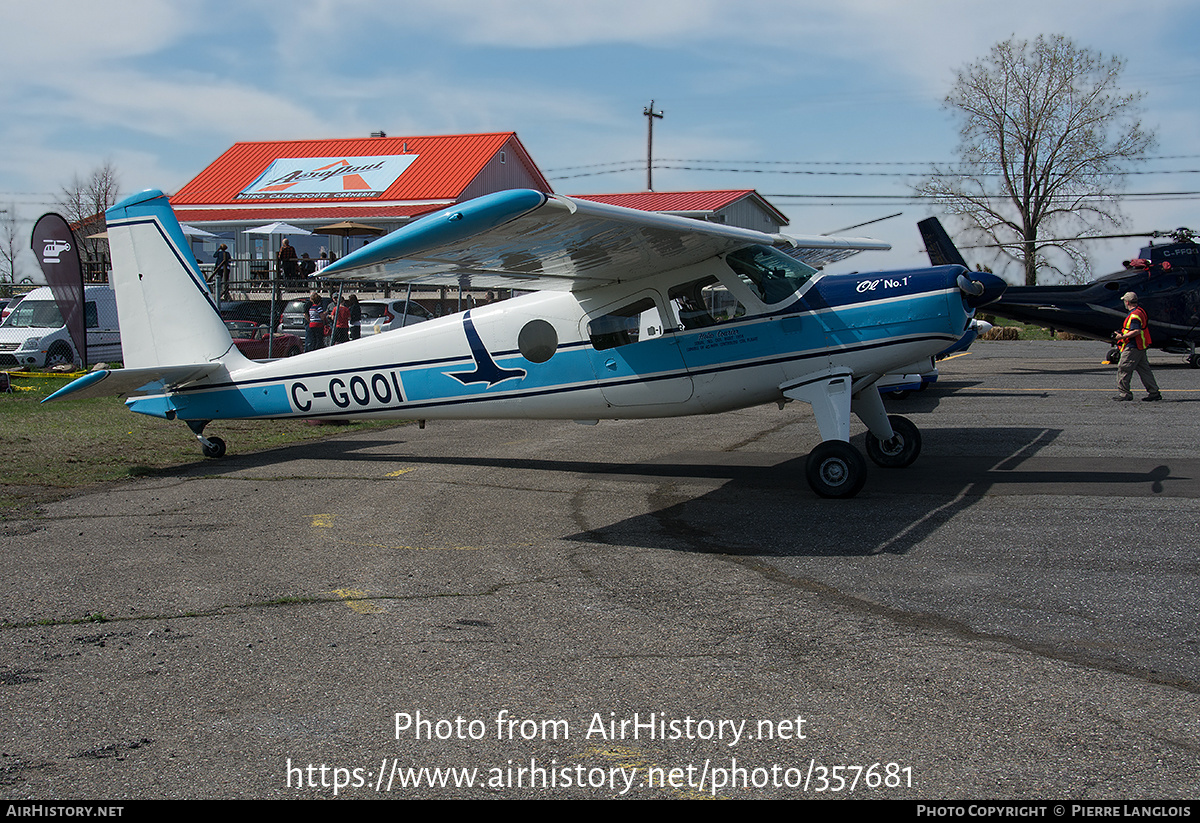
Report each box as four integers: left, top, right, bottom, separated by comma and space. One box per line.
330, 296, 351, 344
1113, 291, 1161, 402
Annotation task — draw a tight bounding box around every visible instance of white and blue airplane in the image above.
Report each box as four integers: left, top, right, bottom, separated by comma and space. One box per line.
46, 188, 1005, 498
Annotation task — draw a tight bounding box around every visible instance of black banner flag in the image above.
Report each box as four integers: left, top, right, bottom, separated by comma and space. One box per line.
30, 213, 86, 366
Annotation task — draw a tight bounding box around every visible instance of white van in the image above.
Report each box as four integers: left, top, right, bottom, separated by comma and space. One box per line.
0, 286, 121, 368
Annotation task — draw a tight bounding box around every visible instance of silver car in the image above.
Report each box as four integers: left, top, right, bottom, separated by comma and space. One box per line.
354, 299, 433, 336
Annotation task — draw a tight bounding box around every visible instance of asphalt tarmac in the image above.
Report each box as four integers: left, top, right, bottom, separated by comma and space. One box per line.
1, 340, 1198, 799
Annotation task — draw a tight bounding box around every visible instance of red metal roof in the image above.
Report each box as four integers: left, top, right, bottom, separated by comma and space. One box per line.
172, 204, 446, 224
571, 190, 789, 226
172, 132, 551, 207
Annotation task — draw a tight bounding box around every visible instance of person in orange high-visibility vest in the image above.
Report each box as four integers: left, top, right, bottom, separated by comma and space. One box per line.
1113, 291, 1161, 401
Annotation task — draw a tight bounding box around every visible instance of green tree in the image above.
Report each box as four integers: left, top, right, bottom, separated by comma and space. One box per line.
917, 35, 1155, 285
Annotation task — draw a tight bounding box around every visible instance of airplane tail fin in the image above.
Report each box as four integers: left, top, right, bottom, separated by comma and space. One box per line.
105, 189, 245, 370
917, 217, 970, 269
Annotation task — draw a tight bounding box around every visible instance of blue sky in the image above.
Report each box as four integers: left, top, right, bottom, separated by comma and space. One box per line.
2, 0, 1197, 281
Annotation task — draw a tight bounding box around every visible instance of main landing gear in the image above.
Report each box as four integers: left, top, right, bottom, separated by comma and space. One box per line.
186, 419, 226, 459
806, 441, 866, 498
864, 415, 921, 468
783, 369, 923, 499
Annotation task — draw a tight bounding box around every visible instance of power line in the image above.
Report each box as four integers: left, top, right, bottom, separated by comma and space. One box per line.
544, 154, 1200, 173
548, 163, 1200, 182
656, 164, 1200, 178
764, 192, 1200, 203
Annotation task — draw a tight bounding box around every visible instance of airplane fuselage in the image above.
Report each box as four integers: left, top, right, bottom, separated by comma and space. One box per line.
128, 261, 974, 424
45, 187, 1008, 496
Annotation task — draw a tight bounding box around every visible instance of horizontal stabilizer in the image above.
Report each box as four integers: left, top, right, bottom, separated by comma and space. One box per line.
42, 363, 221, 403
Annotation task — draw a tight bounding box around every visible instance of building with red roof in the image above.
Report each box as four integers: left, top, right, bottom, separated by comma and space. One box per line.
570, 190, 789, 234
173, 132, 552, 267
170, 133, 791, 298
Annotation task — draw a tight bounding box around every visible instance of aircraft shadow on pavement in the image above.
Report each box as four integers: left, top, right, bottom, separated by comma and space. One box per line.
561, 425, 1176, 558
879, 380, 987, 412
157, 425, 1178, 558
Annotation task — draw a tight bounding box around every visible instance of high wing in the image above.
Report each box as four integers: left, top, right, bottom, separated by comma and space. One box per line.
320, 189, 889, 291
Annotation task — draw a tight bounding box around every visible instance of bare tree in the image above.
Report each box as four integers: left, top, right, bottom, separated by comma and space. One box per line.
57, 161, 121, 278
916, 35, 1155, 285
1, 205, 20, 293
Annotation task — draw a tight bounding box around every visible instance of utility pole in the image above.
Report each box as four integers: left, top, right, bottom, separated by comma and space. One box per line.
643, 100, 663, 191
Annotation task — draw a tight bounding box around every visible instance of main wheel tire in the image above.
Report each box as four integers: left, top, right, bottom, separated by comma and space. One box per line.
865, 415, 922, 468
806, 441, 867, 499
1107, 347, 1121, 363
201, 436, 226, 459
1189, 354, 1200, 369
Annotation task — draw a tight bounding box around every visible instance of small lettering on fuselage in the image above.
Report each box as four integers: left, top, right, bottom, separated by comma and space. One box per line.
685, 327, 758, 354
856, 276, 911, 293
289, 369, 405, 413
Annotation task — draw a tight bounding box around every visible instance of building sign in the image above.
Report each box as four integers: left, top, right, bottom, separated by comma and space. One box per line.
236, 154, 420, 200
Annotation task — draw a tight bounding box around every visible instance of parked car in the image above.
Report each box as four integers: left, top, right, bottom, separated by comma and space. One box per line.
225, 321, 302, 360
219, 300, 280, 327
355, 299, 433, 336
1, 295, 23, 322
278, 297, 331, 341
0, 286, 120, 368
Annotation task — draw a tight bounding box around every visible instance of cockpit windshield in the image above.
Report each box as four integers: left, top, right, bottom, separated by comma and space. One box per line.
724, 245, 818, 304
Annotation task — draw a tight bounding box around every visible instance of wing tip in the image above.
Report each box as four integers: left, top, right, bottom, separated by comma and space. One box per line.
43, 369, 111, 403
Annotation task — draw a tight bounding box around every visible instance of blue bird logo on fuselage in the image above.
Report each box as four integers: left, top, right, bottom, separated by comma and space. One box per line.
446, 311, 527, 387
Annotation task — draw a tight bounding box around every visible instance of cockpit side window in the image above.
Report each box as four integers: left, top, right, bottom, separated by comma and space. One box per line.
724, 244, 817, 304
587, 297, 661, 351
668, 276, 747, 330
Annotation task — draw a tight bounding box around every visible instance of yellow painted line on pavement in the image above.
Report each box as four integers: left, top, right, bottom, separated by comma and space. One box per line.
973, 386, 1195, 393
329, 588, 384, 614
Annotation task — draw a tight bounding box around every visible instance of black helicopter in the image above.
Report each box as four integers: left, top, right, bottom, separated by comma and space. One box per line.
918, 219, 1200, 368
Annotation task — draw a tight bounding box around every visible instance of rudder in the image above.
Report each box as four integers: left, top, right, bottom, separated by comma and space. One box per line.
917, 217, 970, 269
105, 189, 241, 369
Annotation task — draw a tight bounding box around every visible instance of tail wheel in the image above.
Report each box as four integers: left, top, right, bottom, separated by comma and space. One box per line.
865, 415, 922, 468
806, 441, 867, 499
201, 436, 226, 459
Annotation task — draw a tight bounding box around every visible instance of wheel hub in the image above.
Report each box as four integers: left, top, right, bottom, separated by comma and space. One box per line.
820, 458, 848, 485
